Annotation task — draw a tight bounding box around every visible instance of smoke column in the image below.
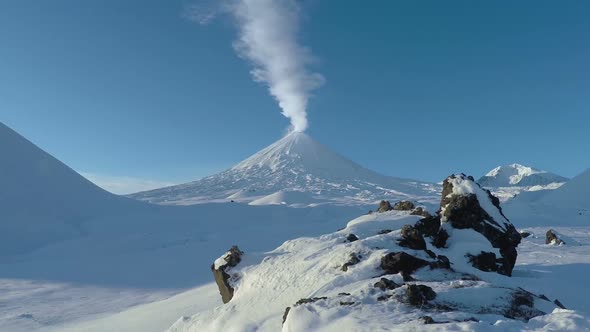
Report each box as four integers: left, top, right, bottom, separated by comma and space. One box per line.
227, 0, 323, 132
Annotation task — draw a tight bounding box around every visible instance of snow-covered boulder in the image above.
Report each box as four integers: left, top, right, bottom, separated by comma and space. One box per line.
437, 174, 522, 276
393, 200, 415, 211
545, 229, 565, 245
211, 246, 244, 304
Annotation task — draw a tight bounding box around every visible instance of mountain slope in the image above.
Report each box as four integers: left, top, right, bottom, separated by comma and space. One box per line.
503, 168, 590, 228
539, 168, 590, 209
130, 132, 439, 206
478, 164, 567, 202
0, 122, 141, 254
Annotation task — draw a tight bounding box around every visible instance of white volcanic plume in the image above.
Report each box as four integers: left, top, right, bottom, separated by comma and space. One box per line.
188, 0, 324, 132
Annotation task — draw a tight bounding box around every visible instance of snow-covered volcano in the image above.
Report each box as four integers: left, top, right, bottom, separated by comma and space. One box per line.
130, 132, 439, 206
477, 164, 567, 202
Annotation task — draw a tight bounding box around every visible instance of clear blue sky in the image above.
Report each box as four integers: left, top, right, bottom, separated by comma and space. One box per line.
1, 1, 589, 193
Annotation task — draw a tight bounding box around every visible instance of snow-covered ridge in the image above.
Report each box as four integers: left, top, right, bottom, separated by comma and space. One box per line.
130, 132, 440, 207
478, 164, 568, 202
479, 163, 567, 188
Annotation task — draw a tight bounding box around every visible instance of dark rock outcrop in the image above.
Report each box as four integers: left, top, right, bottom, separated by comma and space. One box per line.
341, 253, 361, 271
439, 174, 521, 276
211, 245, 244, 304
380, 252, 429, 275
346, 234, 359, 242
339, 301, 355, 306
420, 316, 435, 324
377, 200, 393, 212
520, 231, 532, 238
469, 251, 499, 273
393, 200, 415, 211
282, 307, 291, 325
405, 284, 436, 306
374, 277, 401, 291
295, 297, 328, 305
546, 229, 565, 245
554, 299, 566, 309
430, 255, 451, 270
410, 207, 432, 218
398, 225, 427, 250
414, 215, 442, 239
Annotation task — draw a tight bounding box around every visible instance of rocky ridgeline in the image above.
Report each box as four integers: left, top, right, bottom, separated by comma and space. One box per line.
208, 174, 566, 330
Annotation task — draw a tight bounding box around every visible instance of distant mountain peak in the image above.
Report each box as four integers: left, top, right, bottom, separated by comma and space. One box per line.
131, 133, 439, 206
484, 163, 545, 182
231, 132, 366, 178
478, 163, 568, 202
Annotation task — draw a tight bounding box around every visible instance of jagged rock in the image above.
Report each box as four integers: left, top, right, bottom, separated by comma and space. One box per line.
420, 316, 435, 324
282, 307, 291, 325
377, 229, 393, 235
339, 301, 355, 306
295, 297, 328, 305
341, 253, 361, 271
505, 290, 545, 321
468, 251, 499, 273
430, 255, 451, 270
554, 299, 566, 309
398, 225, 427, 250
380, 252, 429, 275
374, 277, 401, 291
432, 227, 449, 248
414, 215, 442, 238
439, 174, 521, 276
346, 234, 359, 242
546, 229, 565, 245
410, 206, 432, 218
520, 231, 532, 238
338, 292, 351, 296
393, 200, 415, 211
377, 200, 393, 212
211, 245, 244, 304
405, 284, 436, 306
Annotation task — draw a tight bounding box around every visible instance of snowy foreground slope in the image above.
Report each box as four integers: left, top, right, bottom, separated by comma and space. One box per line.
170, 175, 590, 332
478, 164, 567, 202
130, 132, 440, 207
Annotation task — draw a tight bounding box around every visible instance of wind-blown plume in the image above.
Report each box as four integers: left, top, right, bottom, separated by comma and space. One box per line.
188, 0, 324, 132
